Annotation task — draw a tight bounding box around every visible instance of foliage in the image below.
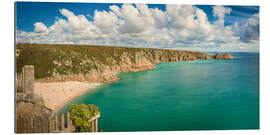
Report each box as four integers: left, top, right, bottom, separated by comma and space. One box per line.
68, 104, 99, 132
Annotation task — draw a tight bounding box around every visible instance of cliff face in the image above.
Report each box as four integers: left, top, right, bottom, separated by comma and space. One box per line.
16, 43, 233, 83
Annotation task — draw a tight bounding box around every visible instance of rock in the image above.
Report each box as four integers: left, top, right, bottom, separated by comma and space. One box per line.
214, 53, 235, 60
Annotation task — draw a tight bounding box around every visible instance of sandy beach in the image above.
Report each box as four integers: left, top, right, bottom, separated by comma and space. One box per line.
34, 81, 100, 111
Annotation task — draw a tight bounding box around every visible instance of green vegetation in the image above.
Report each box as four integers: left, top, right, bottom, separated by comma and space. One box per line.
16, 43, 212, 79
69, 104, 99, 132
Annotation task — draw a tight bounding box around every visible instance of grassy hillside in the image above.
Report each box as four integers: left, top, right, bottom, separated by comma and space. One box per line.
16, 43, 213, 79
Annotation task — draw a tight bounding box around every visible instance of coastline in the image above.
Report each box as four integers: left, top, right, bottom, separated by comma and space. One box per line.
30, 47, 235, 114
34, 81, 101, 112
33, 55, 235, 113
33, 54, 235, 114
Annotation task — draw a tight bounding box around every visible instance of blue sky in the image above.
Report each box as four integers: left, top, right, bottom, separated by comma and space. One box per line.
16, 2, 259, 52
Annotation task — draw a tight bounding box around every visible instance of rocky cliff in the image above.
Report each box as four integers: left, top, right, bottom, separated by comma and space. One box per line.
16, 43, 234, 83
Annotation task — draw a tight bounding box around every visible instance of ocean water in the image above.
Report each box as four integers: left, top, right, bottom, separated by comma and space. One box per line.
59, 52, 259, 131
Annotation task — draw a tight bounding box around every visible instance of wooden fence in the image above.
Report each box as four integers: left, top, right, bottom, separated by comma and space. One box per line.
16, 73, 24, 92
16, 65, 100, 133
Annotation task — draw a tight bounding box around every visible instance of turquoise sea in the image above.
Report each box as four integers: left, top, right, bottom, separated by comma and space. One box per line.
59, 52, 259, 131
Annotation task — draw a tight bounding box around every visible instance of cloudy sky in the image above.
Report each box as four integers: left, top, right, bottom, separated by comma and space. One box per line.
16, 2, 259, 52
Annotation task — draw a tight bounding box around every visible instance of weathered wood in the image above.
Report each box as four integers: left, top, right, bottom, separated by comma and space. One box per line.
23, 65, 34, 95
16, 65, 34, 95
16, 73, 23, 92
89, 113, 100, 132
95, 119, 98, 132
60, 113, 65, 130
54, 114, 58, 131
92, 121, 95, 132
89, 113, 100, 122
67, 112, 72, 130
16, 112, 100, 133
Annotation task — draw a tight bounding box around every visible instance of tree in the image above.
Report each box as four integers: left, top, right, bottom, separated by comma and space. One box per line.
69, 104, 99, 132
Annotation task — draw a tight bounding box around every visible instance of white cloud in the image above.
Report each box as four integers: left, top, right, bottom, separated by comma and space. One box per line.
167, 5, 197, 30
93, 10, 119, 33
117, 4, 150, 34
213, 5, 232, 26
240, 13, 259, 42
16, 4, 259, 52
151, 8, 167, 28
34, 22, 48, 33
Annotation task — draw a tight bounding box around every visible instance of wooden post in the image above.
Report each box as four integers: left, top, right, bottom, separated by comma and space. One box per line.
23, 65, 34, 95
54, 114, 58, 131
67, 112, 73, 131
92, 121, 95, 132
60, 113, 65, 130
95, 119, 98, 132
48, 115, 53, 132
88, 113, 100, 132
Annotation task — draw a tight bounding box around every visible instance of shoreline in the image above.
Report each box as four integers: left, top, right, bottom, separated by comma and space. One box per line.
52, 84, 101, 114
33, 55, 235, 113
34, 81, 101, 113
37, 61, 179, 113
34, 64, 156, 113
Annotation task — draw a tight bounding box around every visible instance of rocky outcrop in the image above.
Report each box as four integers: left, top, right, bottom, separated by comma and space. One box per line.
214, 53, 235, 60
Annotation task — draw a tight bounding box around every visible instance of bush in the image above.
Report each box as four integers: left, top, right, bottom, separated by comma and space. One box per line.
69, 104, 99, 132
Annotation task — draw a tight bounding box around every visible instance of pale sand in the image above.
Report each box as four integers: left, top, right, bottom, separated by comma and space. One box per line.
34, 81, 100, 111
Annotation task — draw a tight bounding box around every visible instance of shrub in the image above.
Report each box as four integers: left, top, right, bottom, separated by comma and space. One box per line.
69, 104, 99, 132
